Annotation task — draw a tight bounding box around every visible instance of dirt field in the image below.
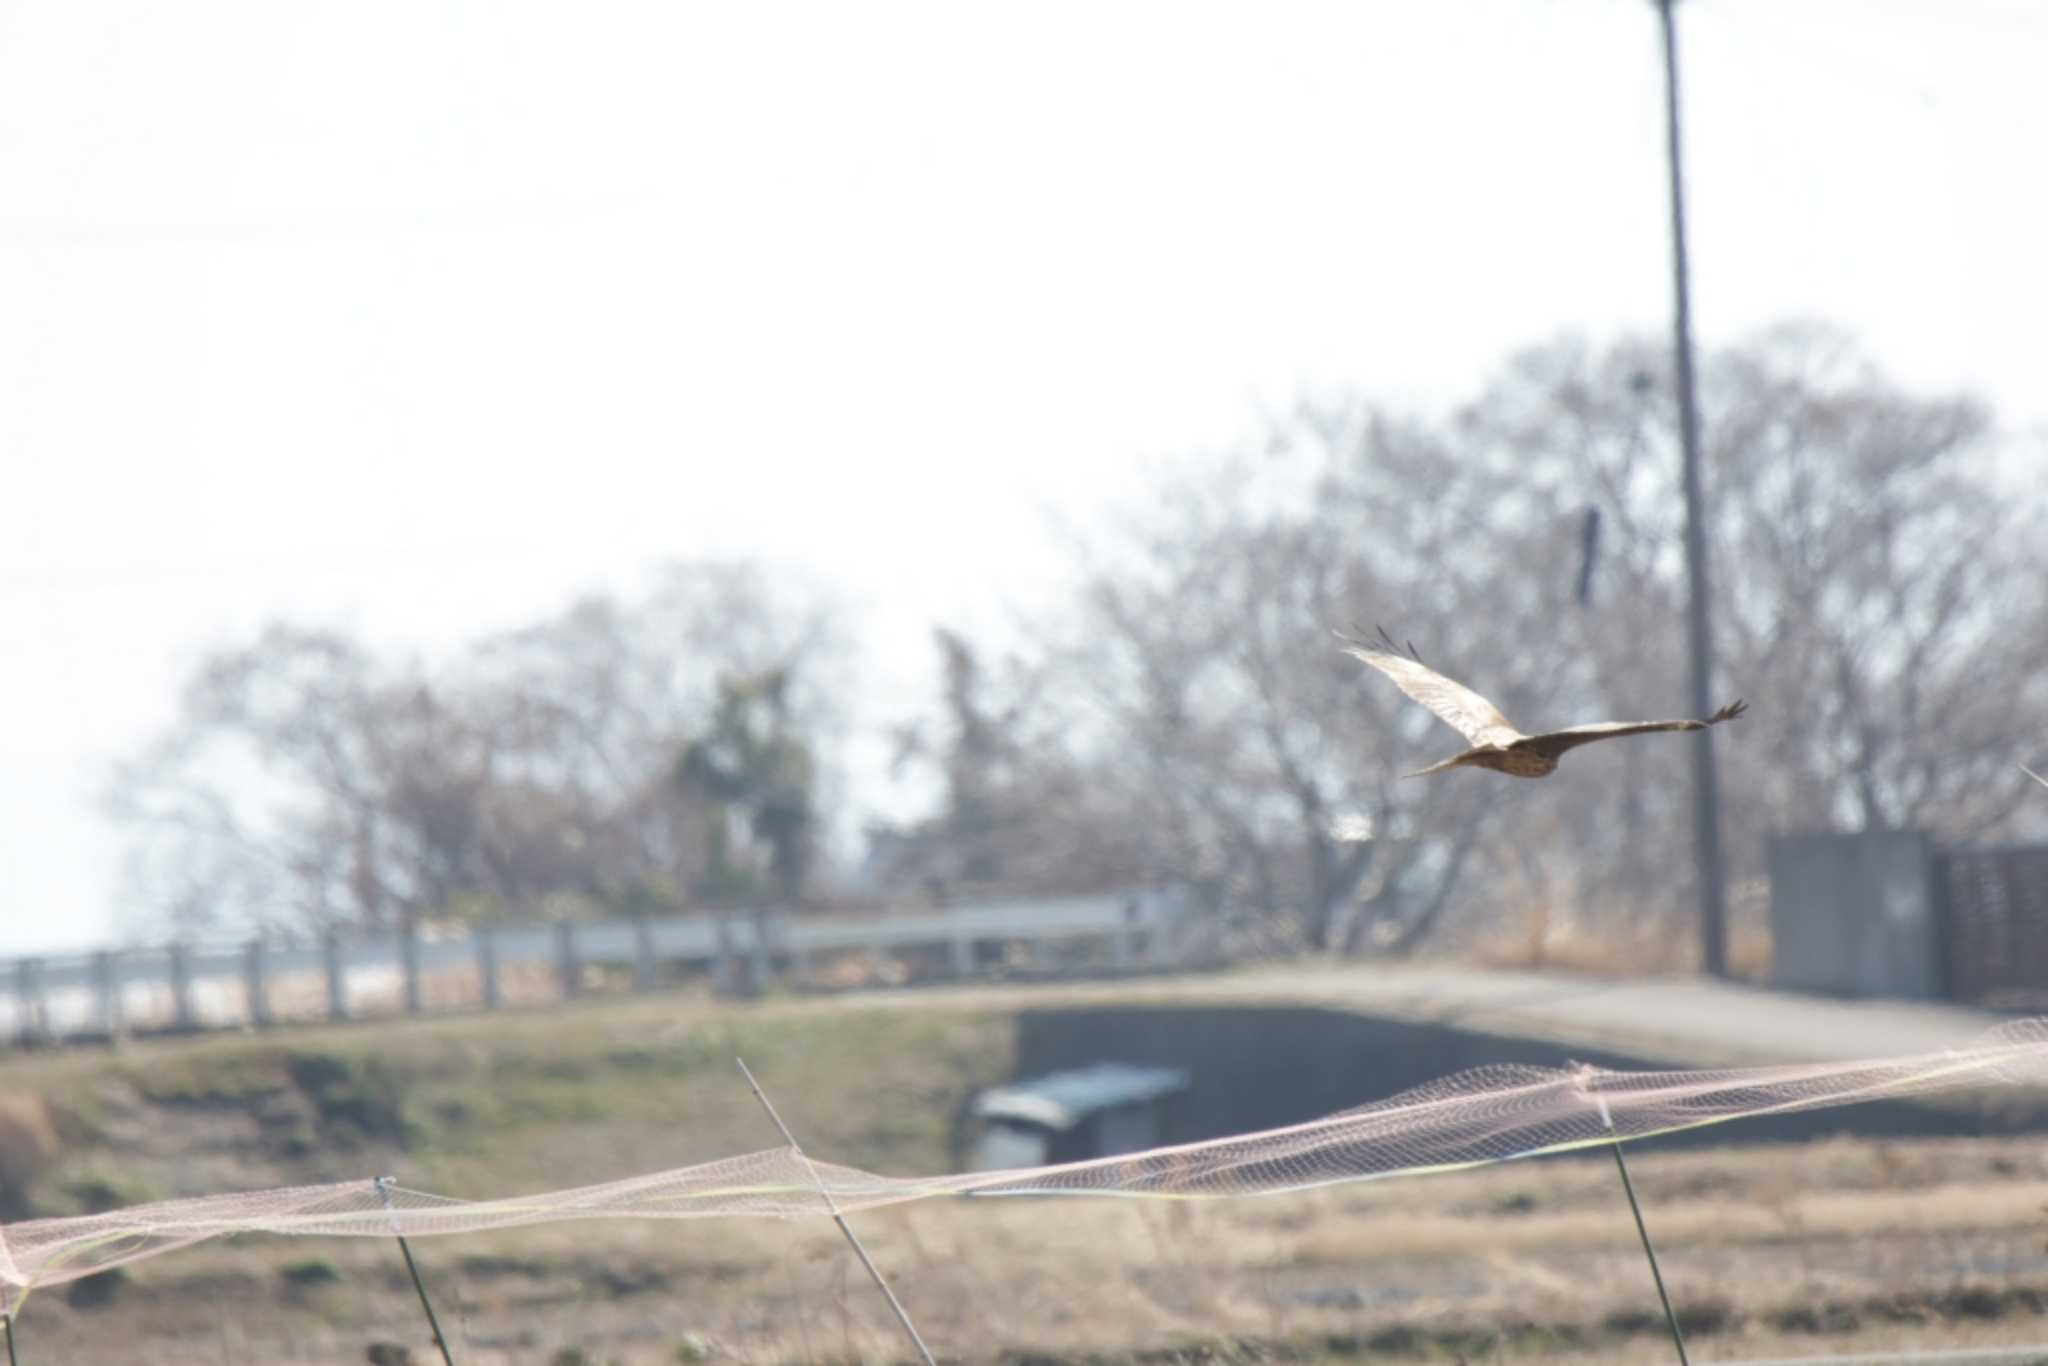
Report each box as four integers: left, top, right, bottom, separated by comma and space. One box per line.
6, 983, 2048, 1364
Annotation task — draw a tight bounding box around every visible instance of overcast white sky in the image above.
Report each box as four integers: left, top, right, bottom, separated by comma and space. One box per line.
3, 0, 2043, 955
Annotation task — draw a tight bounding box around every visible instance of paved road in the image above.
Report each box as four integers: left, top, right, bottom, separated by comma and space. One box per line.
888, 961, 2017, 1069
1171, 964, 2015, 1067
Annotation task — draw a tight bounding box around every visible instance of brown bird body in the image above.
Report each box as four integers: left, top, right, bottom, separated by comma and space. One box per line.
1339, 628, 1746, 779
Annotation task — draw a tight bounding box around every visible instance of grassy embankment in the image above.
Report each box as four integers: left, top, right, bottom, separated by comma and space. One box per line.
5, 984, 2048, 1364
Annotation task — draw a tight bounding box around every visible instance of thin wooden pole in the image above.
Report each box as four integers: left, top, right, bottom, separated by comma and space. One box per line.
734, 1059, 937, 1366
376, 1178, 456, 1366
1590, 1083, 1689, 1364
1654, 0, 1730, 978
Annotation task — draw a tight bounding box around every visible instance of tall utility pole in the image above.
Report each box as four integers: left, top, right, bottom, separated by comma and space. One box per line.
1655, 0, 1729, 977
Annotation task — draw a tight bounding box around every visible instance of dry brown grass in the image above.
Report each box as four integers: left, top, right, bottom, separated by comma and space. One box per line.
17, 1132, 2048, 1363
1471, 898, 1775, 980
8, 984, 2048, 1362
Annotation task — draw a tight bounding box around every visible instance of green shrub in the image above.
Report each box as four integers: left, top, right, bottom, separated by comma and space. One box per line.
280, 1257, 343, 1288
62, 1267, 129, 1311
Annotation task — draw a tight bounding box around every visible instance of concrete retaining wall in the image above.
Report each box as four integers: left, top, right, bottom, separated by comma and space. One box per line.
1011, 1004, 2019, 1150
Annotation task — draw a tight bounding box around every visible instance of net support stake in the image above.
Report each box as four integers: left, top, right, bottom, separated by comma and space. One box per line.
1590, 1085, 1690, 1365
735, 1057, 938, 1366
376, 1177, 456, 1366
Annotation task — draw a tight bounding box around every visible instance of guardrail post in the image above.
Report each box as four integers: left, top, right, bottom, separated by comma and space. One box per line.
477, 924, 501, 1010
401, 917, 424, 1016
1141, 888, 1181, 966
93, 949, 124, 1039
714, 913, 738, 995
168, 942, 196, 1030
13, 958, 46, 1046
324, 932, 349, 1021
555, 922, 580, 998
1113, 898, 1139, 971
747, 910, 772, 993
949, 930, 974, 978
632, 914, 657, 993
243, 939, 272, 1029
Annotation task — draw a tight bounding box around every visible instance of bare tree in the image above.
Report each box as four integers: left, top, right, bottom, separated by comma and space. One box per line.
1017, 423, 1539, 955
909, 324, 2046, 962
106, 624, 433, 937
869, 627, 1151, 902
106, 561, 849, 938
1449, 322, 2048, 942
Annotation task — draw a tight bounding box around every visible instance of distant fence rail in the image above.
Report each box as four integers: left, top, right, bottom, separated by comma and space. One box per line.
2, 888, 1192, 1045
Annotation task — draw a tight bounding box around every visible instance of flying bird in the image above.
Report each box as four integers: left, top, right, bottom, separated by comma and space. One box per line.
1339, 626, 1746, 779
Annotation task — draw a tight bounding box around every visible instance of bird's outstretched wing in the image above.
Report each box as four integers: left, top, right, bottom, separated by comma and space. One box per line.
1517, 699, 1747, 760
1336, 628, 1523, 749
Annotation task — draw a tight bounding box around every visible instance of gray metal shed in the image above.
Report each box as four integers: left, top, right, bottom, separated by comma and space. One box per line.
967, 1062, 1190, 1170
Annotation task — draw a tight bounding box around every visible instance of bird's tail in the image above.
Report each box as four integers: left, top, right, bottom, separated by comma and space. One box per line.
1403, 752, 1472, 779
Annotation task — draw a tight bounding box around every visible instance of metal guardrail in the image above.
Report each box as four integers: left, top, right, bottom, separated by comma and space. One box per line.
2, 888, 1191, 1044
